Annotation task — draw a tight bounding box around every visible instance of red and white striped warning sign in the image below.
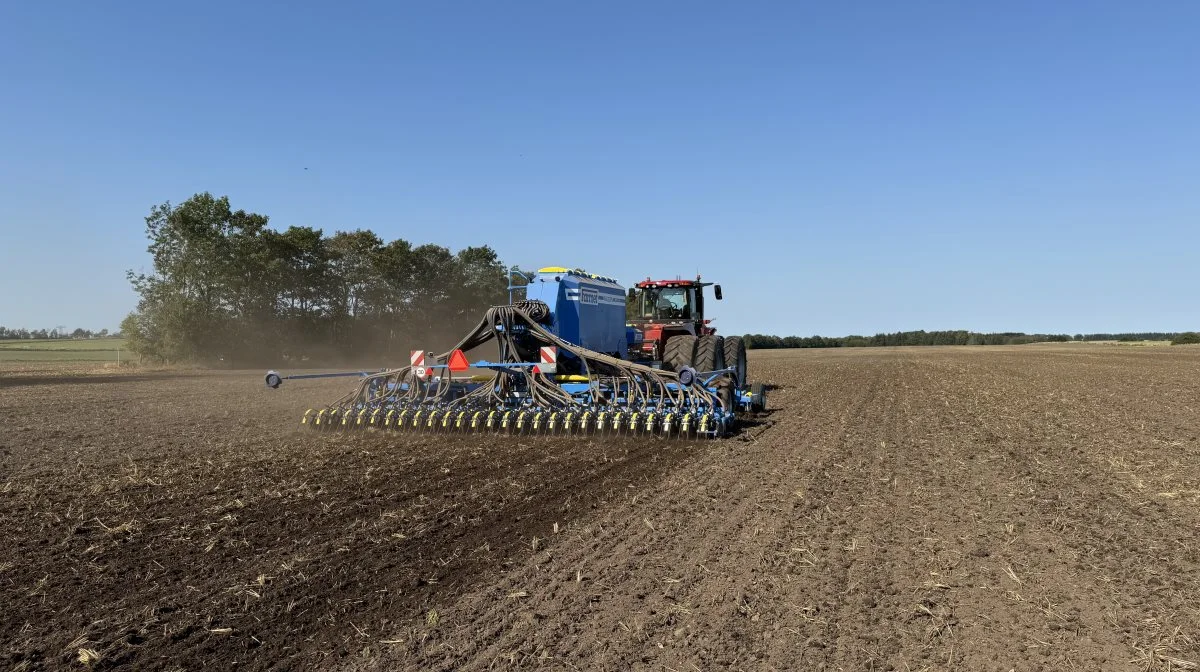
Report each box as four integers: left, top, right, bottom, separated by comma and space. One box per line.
534, 346, 557, 374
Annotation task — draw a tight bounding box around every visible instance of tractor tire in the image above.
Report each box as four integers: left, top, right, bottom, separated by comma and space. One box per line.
693, 335, 726, 374
662, 335, 697, 372
722, 336, 747, 388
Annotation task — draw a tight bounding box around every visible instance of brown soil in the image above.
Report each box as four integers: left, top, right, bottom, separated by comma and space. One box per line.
3, 346, 1199, 671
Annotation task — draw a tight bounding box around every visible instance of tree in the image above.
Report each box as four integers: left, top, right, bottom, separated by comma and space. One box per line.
120, 313, 153, 358
127, 193, 254, 361
124, 192, 511, 365
1172, 332, 1200, 345
328, 230, 384, 319
451, 246, 507, 316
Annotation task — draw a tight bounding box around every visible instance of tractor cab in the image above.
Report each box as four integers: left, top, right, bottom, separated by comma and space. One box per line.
629, 284, 695, 321
626, 277, 721, 329
626, 276, 723, 361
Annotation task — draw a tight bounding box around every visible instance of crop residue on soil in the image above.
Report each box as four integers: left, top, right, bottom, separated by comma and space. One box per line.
2, 345, 1200, 671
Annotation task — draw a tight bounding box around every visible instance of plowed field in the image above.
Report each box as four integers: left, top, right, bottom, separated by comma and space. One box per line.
3, 346, 1200, 671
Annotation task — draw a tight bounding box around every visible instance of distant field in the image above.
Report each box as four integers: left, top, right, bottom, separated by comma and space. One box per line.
0, 338, 129, 361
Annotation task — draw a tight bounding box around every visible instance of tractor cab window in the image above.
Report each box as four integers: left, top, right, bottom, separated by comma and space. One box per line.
634, 287, 692, 320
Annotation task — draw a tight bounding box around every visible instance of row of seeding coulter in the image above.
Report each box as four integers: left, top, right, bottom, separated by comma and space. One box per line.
265, 267, 766, 438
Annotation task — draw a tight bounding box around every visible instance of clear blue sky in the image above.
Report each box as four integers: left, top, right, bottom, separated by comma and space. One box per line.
2, 2, 1197, 336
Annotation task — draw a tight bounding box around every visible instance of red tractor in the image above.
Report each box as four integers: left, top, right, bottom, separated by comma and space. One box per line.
625, 276, 747, 389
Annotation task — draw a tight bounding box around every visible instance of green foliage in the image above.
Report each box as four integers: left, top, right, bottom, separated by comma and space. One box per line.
125, 193, 508, 365
1171, 332, 1200, 345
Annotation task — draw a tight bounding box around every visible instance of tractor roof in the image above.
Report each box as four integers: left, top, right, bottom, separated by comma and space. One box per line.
634, 277, 711, 289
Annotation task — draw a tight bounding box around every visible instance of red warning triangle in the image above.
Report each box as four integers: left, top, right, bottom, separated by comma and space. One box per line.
447, 349, 470, 372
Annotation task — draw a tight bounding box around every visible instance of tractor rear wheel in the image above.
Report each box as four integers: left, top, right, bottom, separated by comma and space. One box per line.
693, 335, 726, 374
662, 335, 697, 372
722, 335, 747, 388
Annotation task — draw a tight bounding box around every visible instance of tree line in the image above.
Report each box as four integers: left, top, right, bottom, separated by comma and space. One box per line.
1073, 332, 1182, 342
742, 331, 1193, 349
0, 327, 117, 340
121, 193, 509, 366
